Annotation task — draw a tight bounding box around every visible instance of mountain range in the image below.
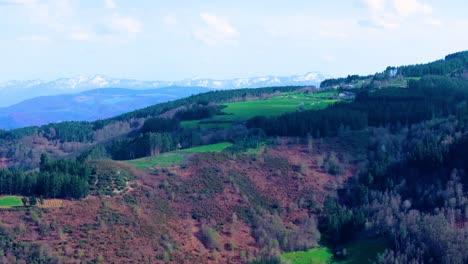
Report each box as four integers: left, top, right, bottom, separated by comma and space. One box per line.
0, 72, 329, 107
0, 86, 211, 130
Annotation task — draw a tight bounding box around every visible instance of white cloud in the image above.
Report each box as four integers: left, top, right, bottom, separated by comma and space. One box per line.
0, 0, 39, 5
69, 30, 93, 41
360, 0, 436, 30
19, 34, 51, 43
393, 0, 432, 17
421, 18, 443, 27
104, 0, 116, 9
193, 13, 239, 46
109, 14, 143, 34
365, 0, 386, 13
162, 15, 179, 26
262, 15, 355, 43
5, 0, 142, 41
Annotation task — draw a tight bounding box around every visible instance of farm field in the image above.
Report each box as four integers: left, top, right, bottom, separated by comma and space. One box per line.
181, 90, 340, 129
0, 196, 22, 207
126, 142, 233, 169
282, 247, 333, 264
37, 199, 64, 208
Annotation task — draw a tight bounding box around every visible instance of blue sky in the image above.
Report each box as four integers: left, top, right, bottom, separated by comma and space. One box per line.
0, 0, 467, 82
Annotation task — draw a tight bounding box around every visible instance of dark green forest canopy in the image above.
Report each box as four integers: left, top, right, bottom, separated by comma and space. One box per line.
320, 50, 468, 88
249, 76, 468, 137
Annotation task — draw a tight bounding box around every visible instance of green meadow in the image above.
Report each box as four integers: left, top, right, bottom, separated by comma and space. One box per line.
282, 247, 333, 264
181, 91, 340, 129
126, 142, 233, 169
0, 196, 23, 207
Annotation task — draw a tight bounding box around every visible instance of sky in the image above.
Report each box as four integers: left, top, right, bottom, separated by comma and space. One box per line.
0, 0, 467, 82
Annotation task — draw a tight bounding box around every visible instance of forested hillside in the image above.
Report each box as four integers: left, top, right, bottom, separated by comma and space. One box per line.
0, 52, 466, 263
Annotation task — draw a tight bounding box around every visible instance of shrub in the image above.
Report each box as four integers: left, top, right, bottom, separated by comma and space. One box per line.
200, 224, 221, 250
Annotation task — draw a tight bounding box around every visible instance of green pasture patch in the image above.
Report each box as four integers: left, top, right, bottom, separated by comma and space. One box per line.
126, 152, 185, 168
177, 142, 233, 153
0, 196, 23, 207
282, 247, 333, 264
126, 142, 233, 168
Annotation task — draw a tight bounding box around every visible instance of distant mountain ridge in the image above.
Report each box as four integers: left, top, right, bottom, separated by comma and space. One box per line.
0, 72, 330, 107
0, 86, 210, 129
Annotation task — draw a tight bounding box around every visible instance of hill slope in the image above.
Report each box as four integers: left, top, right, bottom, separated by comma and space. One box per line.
0, 52, 466, 263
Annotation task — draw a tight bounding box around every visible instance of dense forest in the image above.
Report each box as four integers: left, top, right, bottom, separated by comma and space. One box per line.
246, 54, 468, 263
0, 155, 90, 199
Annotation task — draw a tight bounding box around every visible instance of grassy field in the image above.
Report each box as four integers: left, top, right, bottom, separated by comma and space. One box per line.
126, 142, 233, 169
181, 91, 340, 129
221, 93, 336, 120
0, 196, 23, 207
177, 142, 232, 153
282, 247, 333, 264
127, 153, 185, 169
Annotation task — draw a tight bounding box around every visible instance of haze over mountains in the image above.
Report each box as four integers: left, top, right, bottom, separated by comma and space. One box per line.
0, 87, 212, 130
0, 72, 329, 129
0, 72, 329, 107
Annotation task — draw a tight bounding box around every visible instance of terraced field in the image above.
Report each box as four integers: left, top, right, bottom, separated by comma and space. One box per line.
37, 199, 64, 208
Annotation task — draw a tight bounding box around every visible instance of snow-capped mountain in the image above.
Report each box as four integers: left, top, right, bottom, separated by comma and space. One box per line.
0, 72, 330, 107
177, 72, 330, 90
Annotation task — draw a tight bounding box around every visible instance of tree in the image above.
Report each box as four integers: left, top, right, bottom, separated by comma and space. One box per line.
29, 196, 37, 207
21, 197, 28, 207
307, 133, 313, 154
324, 152, 343, 175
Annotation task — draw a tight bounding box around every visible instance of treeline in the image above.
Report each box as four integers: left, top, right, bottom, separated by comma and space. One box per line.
248, 76, 468, 137
397, 50, 468, 77
320, 74, 371, 88
174, 105, 223, 121
320, 51, 468, 89
95, 86, 301, 127
111, 132, 178, 160
0, 154, 90, 199
247, 108, 367, 137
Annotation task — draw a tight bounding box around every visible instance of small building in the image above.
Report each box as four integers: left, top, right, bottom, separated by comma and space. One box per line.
338, 91, 356, 99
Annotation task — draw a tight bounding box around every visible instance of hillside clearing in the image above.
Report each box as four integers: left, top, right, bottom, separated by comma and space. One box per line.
177, 142, 233, 153
282, 247, 333, 264
126, 142, 233, 168
0, 196, 23, 207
